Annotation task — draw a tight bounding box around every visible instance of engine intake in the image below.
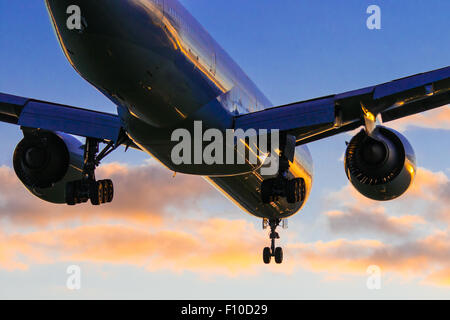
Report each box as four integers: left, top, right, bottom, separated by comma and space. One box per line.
14, 131, 71, 188
13, 131, 84, 203
344, 126, 416, 201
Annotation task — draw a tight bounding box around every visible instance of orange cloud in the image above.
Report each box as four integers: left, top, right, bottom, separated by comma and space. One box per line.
0, 161, 216, 227
407, 167, 449, 201
424, 268, 450, 287
326, 207, 425, 236
0, 219, 265, 276
325, 167, 449, 231
1, 161, 450, 287
330, 166, 448, 205
288, 230, 450, 282
388, 105, 450, 132
302, 165, 450, 286
3, 220, 450, 285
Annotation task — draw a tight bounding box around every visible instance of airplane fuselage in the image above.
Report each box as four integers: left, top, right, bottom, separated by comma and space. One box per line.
45, 0, 313, 219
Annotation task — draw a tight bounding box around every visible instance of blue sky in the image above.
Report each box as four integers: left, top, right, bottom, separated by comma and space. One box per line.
0, 0, 449, 299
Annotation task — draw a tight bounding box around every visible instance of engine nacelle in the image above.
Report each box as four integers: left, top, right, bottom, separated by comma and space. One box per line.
344, 126, 416, 201
13, 131, 84, 204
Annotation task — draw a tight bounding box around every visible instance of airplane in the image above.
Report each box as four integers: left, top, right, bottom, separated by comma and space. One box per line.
0, 0, 449, 264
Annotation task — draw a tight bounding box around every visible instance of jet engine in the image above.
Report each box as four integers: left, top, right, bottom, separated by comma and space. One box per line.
13, 130, 84, 204
344, 126, 416, 201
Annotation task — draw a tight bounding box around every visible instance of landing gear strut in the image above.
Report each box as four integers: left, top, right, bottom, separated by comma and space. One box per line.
65, 137, 119, 206
262, 218, 283, 264
260, 134, 305, 204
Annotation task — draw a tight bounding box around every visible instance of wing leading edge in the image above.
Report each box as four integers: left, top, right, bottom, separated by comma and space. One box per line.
0, 92, 122, 142
234, 66, 450, 145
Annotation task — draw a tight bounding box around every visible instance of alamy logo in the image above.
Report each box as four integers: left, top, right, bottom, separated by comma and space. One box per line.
366, 265, 382, 290
366, 5, 381, 30
171, 121, 280, 175
66, 265, 81, 290
66, 5, 81, 30
66, 5, 87, 32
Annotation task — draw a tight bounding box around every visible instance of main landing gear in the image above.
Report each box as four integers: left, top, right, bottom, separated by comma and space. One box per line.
66, 138, 119, 206
262, 218, 285, 264
260, 134, 305, 204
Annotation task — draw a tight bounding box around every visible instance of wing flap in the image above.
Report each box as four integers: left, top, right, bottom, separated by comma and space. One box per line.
381, 89, 450, 123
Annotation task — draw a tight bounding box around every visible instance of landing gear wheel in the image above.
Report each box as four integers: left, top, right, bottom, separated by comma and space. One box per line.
260, 133, 307, 205
65, 179, 113, 206
261, 177, 306, 204
64, 137, 120, 206
286, 178, 299, 203
263, 247, 271, 264
90, 181, 103, 206
97, 179, 114, 203
101, 180, 108, 203
261, 219, 285, 264
274, 247, 283, 264
261, 178, 276, 204
299, 178, 306, 201
65, 180, 89, 205
65, 181, 76, 206
103, 179, 114, 203
286, 178, 305, 203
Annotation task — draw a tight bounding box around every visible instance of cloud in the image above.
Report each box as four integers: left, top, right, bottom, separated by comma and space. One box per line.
3, 218, 450, 285
0, 161, 217, 227
0, 162, 264, 276
424, 268, 450, 287
326, 207, 424, 237
1, 219, 450, 287
0, 218, 265, 276
387, 105, 450, 132
324, 167, 450, 235
288, 230, 450, 284
1, 161, 450, 286
407, 167, 449, 201
298, 167, 450, 285
405, 168, 450, 224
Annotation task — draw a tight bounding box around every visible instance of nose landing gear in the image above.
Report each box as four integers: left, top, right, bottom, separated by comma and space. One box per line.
262, 218, 284, 264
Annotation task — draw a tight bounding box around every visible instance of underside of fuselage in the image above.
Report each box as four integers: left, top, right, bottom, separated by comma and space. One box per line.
44, 0, 313, 219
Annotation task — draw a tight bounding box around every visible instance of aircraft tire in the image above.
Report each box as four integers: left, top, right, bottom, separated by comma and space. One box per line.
263, 247, 271, 264
274, 247, 283, 264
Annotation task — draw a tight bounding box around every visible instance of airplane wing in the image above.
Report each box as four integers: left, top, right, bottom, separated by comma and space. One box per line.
2, 66, 449, 148
234, 66, 450, 145
0, 92, 139, 149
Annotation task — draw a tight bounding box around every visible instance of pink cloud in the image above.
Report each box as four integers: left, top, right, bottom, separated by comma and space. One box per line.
0, 161, 216, 227
388, 105, 450, 132
0, 219, 265, 276
287, 230, 450, 283
326, 207, 425, 236
1, 161, 450, 286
